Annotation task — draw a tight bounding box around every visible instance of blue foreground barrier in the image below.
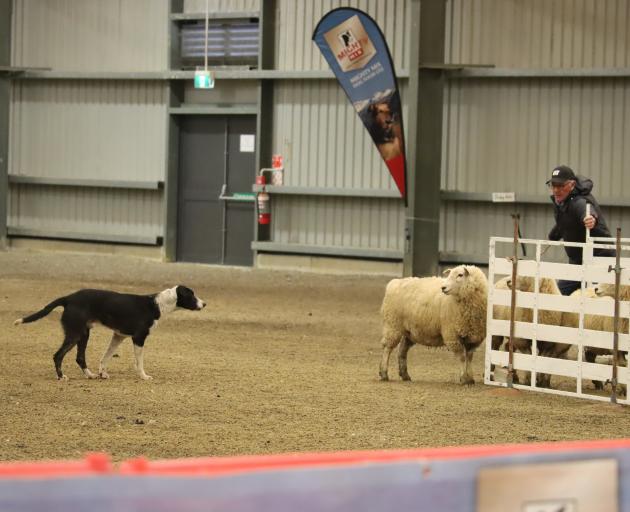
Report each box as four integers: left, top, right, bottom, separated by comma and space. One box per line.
1, 440, 628, 511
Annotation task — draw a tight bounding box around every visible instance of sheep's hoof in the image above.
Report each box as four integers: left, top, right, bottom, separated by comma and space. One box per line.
460, 375, 475, 385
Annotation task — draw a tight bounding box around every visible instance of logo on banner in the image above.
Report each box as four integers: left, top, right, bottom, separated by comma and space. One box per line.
324, 15, 376, 72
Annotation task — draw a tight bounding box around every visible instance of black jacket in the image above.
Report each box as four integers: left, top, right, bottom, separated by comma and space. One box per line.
548, 175, 614, 264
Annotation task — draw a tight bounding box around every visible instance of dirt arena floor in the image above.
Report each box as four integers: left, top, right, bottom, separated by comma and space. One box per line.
1, 249, 628, 463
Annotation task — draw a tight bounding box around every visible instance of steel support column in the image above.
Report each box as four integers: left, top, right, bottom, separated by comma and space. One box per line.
254, 0, 276, 244
403, 0, 446, 277
0, 0, 11, 250
163, 0, 184, 261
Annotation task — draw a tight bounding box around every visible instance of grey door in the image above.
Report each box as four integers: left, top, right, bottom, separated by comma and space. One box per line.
177, 115, 256, 266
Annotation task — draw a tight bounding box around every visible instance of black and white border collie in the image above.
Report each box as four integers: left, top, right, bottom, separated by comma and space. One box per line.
14, 286, 206, 381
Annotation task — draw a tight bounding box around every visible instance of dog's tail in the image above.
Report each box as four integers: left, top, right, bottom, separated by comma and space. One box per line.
14, 297, 67, 325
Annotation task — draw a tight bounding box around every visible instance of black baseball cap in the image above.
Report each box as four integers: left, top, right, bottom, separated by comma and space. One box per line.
546, 165, 576, 185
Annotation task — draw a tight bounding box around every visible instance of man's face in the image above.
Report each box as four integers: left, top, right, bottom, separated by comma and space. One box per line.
549, 180, 575, 203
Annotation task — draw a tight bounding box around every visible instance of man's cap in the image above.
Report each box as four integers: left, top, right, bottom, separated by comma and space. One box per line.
547, 165, 576, 185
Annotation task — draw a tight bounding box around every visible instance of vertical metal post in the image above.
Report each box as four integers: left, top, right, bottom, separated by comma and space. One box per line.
0, 0, 11, 250
403, 0, 445, 277
205, 0, 209, 69
254, 0, 276, 247
163, 0, 184, 261
220, 118, 229, 264
507, 214, 520, 387
608, 227, 622, 404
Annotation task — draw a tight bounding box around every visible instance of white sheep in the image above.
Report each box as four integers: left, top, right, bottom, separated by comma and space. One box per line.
563, 284, 630, 390
492, 275, 569, 388
378, 265, 488, 385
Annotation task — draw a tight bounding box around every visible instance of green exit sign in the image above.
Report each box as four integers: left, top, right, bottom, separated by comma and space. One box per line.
194, 69, 214, 89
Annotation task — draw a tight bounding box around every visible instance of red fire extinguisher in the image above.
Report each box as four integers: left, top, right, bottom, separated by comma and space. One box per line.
256, 175, 270, 225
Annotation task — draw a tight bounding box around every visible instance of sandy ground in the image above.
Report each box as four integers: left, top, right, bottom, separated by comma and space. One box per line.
0, 249, 628, 463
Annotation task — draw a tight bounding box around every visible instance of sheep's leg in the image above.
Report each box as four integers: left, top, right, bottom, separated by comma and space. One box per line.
398, 336, 413, 381
458, 338, 475, 385
491, 335, 504, 351
584, 349, 603, 390
379, 333, 401, 381
490, 335, 504, 375
379, 345, 392, 381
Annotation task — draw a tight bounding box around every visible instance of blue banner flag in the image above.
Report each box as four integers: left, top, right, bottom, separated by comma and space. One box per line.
313, 8, 407, 204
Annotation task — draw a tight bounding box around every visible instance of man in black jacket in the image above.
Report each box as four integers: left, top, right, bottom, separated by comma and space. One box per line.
547, 165, 614, 295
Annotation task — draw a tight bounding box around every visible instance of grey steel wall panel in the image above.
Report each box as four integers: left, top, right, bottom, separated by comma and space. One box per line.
183, 0, 260, 13
276, 0, 409, 71
443, 78, 630, 200
272, 79, 408, 191
7, 184, 163, 239
446, 0, 630, 68
272, 195, 404, 251
440, 202, 630, 263
11, 0, 169, 72
9, 81, 168, 182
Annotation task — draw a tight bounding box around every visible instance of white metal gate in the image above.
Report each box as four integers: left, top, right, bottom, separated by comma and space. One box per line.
485, 235, 630, 404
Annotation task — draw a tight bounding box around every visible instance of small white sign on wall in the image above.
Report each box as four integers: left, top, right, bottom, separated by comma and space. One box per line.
240, 134, 255, 153
492, 192, 516, 202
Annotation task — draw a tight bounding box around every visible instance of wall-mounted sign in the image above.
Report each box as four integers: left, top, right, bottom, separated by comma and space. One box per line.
492, 191, 516, 202
194, 69, 214, 89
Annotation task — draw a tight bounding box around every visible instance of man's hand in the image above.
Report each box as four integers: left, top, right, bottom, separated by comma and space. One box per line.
583, 214, 596, 230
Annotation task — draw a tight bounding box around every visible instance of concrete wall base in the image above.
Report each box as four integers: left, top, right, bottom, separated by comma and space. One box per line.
7, 238, 163, 259
255, 252, 402, 276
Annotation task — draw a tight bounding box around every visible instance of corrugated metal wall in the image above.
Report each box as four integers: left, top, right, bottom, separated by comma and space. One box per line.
183, 0, 260, 14
11, 0, 168, 71
442, 0, 630, 262
273, 80, 408, 191
7, 186, 163, 240
269, 0, 409, 254
446, 0, 630, 68
443, 78, 630, 197
10, 81, 167, 181
9, 0, 170, 243
276, 0, 408, 71
7, 0, 629, 266
273, 196, 404, 251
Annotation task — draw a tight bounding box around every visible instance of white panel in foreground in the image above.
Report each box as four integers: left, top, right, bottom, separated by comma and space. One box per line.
477, 458, 617, 512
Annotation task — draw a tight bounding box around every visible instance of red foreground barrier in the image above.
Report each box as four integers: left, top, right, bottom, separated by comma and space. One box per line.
0, 452, 112, 478
1, 439, 630, 479
118, 438, 630, 477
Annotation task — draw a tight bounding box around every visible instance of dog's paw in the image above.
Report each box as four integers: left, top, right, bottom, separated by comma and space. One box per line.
98, 370, 110, 379
83, 369, 97, 379
140, 373, 153, 381
57, 374, 69, 382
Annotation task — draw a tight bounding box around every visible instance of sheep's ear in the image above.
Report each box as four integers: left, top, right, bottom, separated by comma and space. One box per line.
442, 268, 452, 277
463, 267, 470, 277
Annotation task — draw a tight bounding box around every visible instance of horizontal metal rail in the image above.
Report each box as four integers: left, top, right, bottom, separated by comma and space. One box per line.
8, 227, 161, 246
9, 175, 163, 190
170, 10, 260, 21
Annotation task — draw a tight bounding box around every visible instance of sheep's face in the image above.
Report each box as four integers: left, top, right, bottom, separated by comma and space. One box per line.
595, 283, 616, 297
441, 266, 470, 296
508, 276, 557, 293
